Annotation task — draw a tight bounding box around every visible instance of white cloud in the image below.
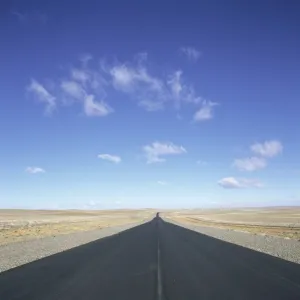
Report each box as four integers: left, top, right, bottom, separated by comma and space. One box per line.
110, 65, 136, 92
167, 71, 202, 109
27, 79, 56, 114
196, 160, 207, 166
157, 181, 168, 185
108, 57, 213, 119
233, 157, 267, 171
110, 64, 163, 93
180, 47, 201, 62
168, 71, 183, 100
61, 80, 85, 100
193, 101, 218, 121
138, 100, 164, 111
61, 68, 110, 117
27, 53, 218, 121
79, 53, 93, 67
109, 62, 167, 110
26, 167, 45, 174
98, 154, 121, 164
251, 140, 283, 158
84, 95, 113, 117
143, 142, 187, 164
218, 177, 263, 189
71, 69, 90, 84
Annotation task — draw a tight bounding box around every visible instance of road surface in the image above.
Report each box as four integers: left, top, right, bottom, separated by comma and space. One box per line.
1, 218, 300, 299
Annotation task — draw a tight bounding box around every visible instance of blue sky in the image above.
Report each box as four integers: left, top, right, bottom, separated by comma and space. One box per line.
1, 1, 299, 209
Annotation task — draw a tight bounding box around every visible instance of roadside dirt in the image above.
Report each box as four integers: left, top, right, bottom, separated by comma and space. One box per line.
163, 208, 300, 240
0, 209, 155, 245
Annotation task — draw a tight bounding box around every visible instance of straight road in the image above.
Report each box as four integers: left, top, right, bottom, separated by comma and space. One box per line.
1, 218, 300, 299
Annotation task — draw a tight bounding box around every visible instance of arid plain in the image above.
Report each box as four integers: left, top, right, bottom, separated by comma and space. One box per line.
1, 207, 300, 245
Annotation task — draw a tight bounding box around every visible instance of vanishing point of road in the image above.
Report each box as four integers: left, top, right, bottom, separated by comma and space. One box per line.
1, 217, 300, 299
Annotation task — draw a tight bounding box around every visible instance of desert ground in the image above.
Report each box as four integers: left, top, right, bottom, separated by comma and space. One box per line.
0, 209, 155, 245
1, 207, 300, 245
162, 207, 300, 240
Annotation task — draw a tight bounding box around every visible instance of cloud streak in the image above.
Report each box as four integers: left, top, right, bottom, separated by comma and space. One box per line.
98, 154, 121, 163
233, 140, 283, 172
194, 101, 218, 121
84, 95, 113, 117
218, 177, 263, 189
143, 141, 187, 164
251, 140, 283, 158
157, 181, 168, 185
27, 52, 218, 121
26, 167, 46, 174
27, 80, 56, 114
180, 47, 201, 62
233, 157, 267, 172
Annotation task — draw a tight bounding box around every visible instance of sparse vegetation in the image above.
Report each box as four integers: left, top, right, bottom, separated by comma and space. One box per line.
163, 207, 300, 240
0, 209, 155, 245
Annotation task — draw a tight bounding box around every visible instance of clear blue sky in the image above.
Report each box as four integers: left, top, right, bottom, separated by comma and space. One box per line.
1, 1, 299, 209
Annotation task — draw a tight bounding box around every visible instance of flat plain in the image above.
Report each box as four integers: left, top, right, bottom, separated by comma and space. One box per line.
162, 207, 300, 240
1, 207, 299, 246
0, 209, 155, 245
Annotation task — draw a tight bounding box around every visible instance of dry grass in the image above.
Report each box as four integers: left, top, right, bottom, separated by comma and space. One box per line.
162, 207, 300, 240
0, 209, 155, 245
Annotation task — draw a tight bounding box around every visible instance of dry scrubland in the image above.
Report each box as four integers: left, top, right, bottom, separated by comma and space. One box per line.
1, 207, 299, 245
162, 207, 300, 240
0, 209, 155, 245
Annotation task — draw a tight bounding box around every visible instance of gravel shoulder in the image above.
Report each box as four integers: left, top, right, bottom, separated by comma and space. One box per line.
0, 222, 145, 273
165, 218, 300, 264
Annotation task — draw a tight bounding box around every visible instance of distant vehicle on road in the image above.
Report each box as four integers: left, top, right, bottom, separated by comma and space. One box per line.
156, 212, 160, 218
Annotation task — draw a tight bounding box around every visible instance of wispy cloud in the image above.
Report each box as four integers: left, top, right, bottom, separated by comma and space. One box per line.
138, 100, 164, 111
193, 101, 218, 121
108, 60, 167, 112
29, 59, 110, 117
180, 47, 201, 62
84, 95, 113, 117
168, 71, 183, 101
233, 157, 267, 172
11, 10, 47, 24
27, 79, 56, 114
196, 160, 207, 166
143, 142, 187, 164
106, 55, 205, 114
251, 140, 283, 158
233, 140, 283, 172
167, 71, 201, 109
218, 177, 263, 189
71, 69, 90, 84
61, 80, 85, 100
25, 167, 45, 174
109, 63, 163, 93
60, 64, 110, 117
79, 53, 93, 67
98, 154, 121, 164
157, 181, 168, 185
27, 52, 218, 121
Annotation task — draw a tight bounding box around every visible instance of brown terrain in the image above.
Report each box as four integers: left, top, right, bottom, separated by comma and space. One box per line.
1, 207, 299, 245
0, 209, 155, 245
162, 207, 300, 240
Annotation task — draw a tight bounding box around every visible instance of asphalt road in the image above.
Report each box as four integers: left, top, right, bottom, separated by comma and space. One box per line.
1, 218, 300, 300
